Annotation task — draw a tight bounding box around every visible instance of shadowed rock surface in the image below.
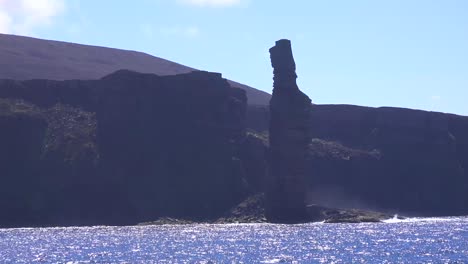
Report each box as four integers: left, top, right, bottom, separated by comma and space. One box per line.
0, 33, 271, 106
247, 103, 468, 216
266, 40, 312, 223
0, 70, 263, 227
308, 104, 468, 216
138, 193, 392, 225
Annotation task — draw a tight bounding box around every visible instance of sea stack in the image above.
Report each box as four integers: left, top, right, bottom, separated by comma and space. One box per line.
266, 39, 312, 223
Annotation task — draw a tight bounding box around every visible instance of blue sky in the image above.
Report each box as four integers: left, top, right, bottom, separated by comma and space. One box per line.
1, 0, 467, 115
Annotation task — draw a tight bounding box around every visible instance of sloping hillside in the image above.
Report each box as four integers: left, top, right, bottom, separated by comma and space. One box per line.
0, 33, 271, 105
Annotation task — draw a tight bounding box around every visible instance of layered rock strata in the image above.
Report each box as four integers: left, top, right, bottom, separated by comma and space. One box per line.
266, 39, 312, 222
307, 104, 468, 215
0, 70, 254, 227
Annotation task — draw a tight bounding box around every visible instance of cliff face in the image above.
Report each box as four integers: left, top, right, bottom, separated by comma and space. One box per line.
95, 70, 248, 222
0, 100, 47, 226
246, 103, 468, 216
266, 40, 312, 222
246, 99, 468, 216
0, 70, 253, 227
308, 104, 468, 215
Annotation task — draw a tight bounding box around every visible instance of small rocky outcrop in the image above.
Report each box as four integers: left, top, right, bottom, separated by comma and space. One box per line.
215, 193, 267, 224
306, 204, 393, 223
266, 39, 312, 222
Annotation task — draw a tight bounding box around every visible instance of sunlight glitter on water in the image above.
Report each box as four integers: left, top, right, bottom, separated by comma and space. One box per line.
0, 217, 467, 263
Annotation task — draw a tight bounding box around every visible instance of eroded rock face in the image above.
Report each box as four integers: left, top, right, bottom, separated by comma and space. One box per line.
266, 39, 312, 222
0, 99, 47, 227
308, 104, 468, 215
94, 70, 248, 222
0, 70, 250, 227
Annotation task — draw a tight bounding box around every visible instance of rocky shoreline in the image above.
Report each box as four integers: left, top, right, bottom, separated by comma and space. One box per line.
138, 194, 398, 226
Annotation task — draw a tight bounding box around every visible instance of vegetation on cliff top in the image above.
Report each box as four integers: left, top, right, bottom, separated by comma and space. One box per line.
0, 98, 98, 164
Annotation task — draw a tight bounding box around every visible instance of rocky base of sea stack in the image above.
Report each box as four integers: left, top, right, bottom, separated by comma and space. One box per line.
139, 193, 399, 225
306, 205, 397, 223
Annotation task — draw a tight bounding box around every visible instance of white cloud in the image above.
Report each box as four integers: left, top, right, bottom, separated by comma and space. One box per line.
0, 0, 65, 35
431, 95, 441, 101
177, 0, 243, 7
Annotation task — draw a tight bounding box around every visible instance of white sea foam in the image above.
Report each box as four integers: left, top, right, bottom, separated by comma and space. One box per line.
383, 214, 462, 224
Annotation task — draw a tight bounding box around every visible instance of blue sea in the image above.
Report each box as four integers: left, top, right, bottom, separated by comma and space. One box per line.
1, 216, 467, 263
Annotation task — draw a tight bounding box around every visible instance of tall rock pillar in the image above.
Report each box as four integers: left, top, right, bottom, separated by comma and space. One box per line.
266, 39, 312, 222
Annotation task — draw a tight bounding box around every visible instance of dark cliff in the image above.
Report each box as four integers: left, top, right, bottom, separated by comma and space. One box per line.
308, 104, 468, 215
266, 40, 312, 222
247, 103, 468, 216
0, 70, 261, 227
